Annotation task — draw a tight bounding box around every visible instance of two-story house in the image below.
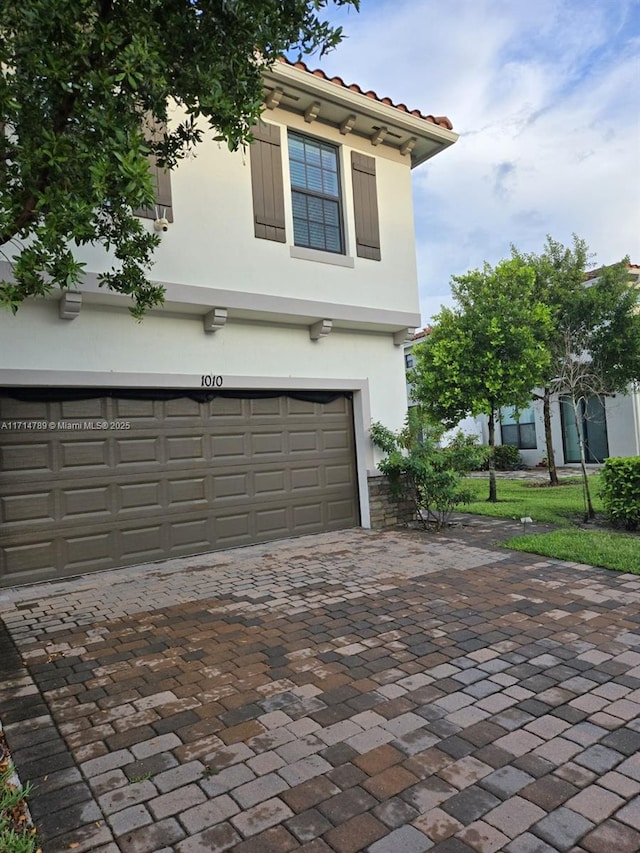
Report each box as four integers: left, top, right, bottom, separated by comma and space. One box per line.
0, 58, 457, 587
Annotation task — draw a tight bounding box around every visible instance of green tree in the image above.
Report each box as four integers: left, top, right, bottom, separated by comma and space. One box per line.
512, 237, 640, 489
0, 0, 357, 317
544, 260, 640, 518
411, 258, 552, 502
511, 235, 591, 485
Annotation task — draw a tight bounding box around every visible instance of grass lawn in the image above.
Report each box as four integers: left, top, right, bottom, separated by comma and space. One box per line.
508, 529, 640, 574
0, 764, 38, 853
460, 476, 603, 526
458, 475, 639, 573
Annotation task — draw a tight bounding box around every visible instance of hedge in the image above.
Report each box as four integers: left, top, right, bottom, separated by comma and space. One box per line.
600, 457, 640, 530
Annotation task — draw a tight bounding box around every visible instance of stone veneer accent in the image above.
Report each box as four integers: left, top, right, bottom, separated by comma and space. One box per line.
367, 472, 416, 529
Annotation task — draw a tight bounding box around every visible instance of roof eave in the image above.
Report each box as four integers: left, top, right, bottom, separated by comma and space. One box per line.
264, 62, 458, 168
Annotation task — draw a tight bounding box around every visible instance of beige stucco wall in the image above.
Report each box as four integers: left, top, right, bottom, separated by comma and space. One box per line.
74, 107, 420, 316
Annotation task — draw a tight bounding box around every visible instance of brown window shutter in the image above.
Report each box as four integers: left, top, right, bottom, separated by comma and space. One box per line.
351, 152, 381, 261
250, 121, 286, 243
133, 119, 174, 222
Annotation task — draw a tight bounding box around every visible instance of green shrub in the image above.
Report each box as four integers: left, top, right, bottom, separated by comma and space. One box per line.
480, 443, 521, 471
600, 456, 640, 530
371, 411, 484, 530
446, 431, 490, 470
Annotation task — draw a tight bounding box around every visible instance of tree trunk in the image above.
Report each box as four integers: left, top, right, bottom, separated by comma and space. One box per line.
487, 409, 497, 502
542, 389, 559, 486
571, 395, 595, 520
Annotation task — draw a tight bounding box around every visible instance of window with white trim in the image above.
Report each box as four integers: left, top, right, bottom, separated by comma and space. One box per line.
288, 131, 344, 254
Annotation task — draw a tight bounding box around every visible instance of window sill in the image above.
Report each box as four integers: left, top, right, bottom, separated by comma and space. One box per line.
290, 246, 355, 268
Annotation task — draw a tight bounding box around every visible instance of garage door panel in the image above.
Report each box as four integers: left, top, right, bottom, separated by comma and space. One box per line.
256, 507, 289, 536
165, 398, 203, 419
207, 398, 245, 418
168, 477, 207, 505
1, 442, 52, 474
215, 512, 252, 545
214, 473, 248, 499
116, 437, 162, 464
62, 485, 111, 518
0, 398, 49, 420
323, 429, 350, 450
254, 470, 286, 495
4, 541, 57, 579
286, 398, 317, 416
166, 435, 204, 460
293, 503, 323, 528
326, 464, 353, 487
113, 398, 158, 420
60, 399, 107, 419
327, 498, 356, 524
170, 519, 209, 549
60, 440, 110, 469
212, 434, 246, 458
66, 532, 113, 568
118, 482, 163, 511
289, 431, 318, 453
119, 526, 166, 561
252, 432, 284, 455
1, 492, 54, 524
250, 398, 284, 417
1, 393, 358, 585
291, 467, 321, 490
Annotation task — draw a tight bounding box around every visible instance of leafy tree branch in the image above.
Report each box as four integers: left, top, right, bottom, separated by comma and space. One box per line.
0, 0, 358, 317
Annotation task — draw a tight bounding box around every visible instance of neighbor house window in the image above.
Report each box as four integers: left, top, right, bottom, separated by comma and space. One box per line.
288, 131, 344, 254
500, 406, 537, 449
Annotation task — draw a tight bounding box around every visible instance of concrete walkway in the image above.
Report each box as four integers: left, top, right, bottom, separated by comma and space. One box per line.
1, 521, 640, 852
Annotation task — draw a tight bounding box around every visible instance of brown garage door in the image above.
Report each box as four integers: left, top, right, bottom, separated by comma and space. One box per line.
0, 393, 359, 587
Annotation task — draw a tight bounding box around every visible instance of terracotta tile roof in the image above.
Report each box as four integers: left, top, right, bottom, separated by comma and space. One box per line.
278, 57, 454, 130
411, 326, 432, 341
584, 261, 639, 280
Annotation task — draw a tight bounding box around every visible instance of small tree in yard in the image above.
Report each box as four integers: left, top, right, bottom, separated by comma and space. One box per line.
370, 409, 482, 530
410, 258, 552, 502
0, 0, 358, 318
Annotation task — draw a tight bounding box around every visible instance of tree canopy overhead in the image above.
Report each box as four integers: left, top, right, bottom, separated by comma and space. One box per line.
0, 0, 358, 317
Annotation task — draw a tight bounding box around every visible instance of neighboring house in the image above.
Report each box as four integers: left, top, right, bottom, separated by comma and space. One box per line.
404, 264, 640, 465
403, 326, 430, 407
0, 58, 458, 586
479, 263, 640, 466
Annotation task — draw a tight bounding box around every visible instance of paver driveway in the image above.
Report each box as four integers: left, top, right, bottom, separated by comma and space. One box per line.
2, 523, 640, 853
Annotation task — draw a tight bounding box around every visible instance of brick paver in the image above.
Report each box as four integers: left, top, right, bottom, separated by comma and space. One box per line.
2, 522, 640, 852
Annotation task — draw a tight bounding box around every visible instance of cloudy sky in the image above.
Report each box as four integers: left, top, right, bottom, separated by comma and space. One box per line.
313, 0, 640, 323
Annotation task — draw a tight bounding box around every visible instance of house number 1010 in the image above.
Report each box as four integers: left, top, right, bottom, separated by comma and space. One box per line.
200, 375, 224, 387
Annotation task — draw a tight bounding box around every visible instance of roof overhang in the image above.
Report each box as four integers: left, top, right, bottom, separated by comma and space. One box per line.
263, 62, 458, 168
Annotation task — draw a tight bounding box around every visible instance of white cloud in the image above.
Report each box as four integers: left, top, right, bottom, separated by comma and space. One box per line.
318, 0, 640, 322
